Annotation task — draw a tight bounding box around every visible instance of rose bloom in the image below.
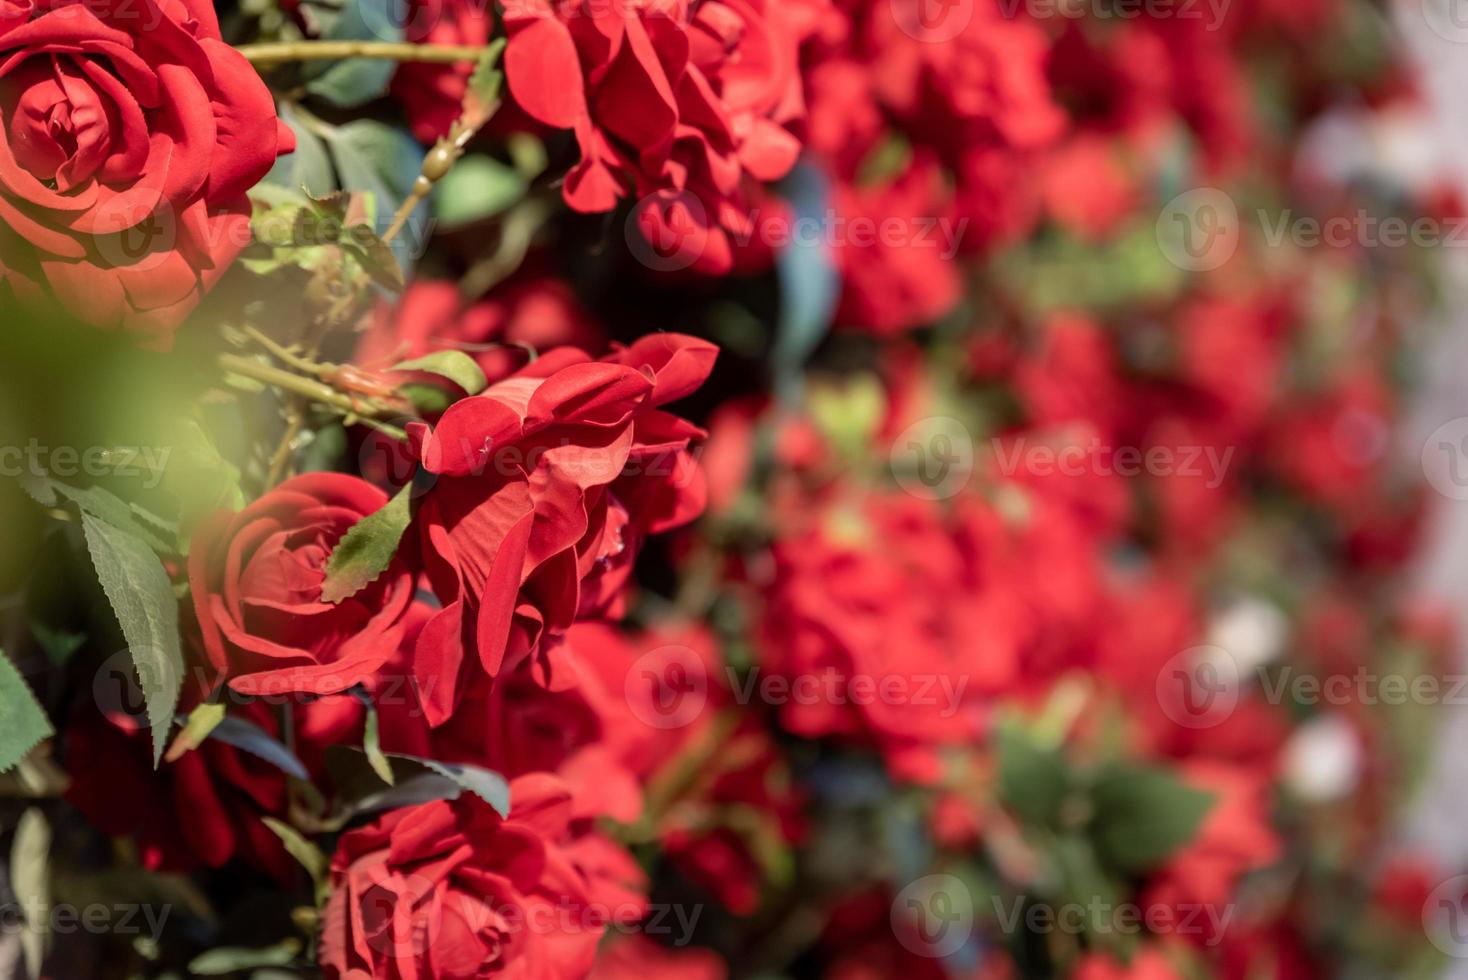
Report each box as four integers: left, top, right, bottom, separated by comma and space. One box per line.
758, 493, 1023, 783
320, 775, 645, 980
0, 0, 293, 343
64, 700, 297, 882
501, 0, 811, 274
408, 334, 715, 724
188, 473, 416, 697
829, 154, 963, 334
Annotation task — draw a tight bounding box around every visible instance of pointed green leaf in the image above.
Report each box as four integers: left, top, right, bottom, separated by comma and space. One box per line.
0, 654, 53, 773
390, 350, 487, 395
79, 514, 182, 765
320, 484, 412, 603
1089, 766, 1216, 872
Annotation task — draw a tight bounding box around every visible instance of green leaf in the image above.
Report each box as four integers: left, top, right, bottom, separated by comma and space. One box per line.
1089, 766, 1216, 872
29, 623, 84, 667
409, 756, 512, 817
264, 104, 335, 197
320, 483, 412, 603
79, 513, 183, 766
390, 350, 488, 395
352, 690, 394, 786
339, 224, 406, 292
996, 723, 1071, 826
303, 0, 405, 105
434, 155, 527, 228
323, 119, 425, 265
189, 939, 302, 975
10, 808, 49, 977
51, 482, 171, 553
0, 653, 52, 773
261, 818, 329, 898
163, 703, 226, 763
327, 746, 511, 818
461, 38, 507, 128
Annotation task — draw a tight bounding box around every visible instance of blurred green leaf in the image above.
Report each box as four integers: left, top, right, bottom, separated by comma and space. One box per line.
391, 350, 488, 394
434, 155, 527, 228
1089, 766, 1215, 872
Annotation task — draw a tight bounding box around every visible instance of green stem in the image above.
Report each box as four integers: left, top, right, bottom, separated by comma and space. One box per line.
218, 354, 406, 422
237, 41, 490, 65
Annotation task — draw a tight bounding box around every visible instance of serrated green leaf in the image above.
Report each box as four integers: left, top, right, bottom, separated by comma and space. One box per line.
79, 514, 182, 766
340, 225, 406, 292
0, 654, 52, 774
320, 484, 412, 603
461, 38, 507, 128
391, 350, 487, 395
52, 482, 171, 553
410, 757, 511, 817
1089, 766, 1216, 872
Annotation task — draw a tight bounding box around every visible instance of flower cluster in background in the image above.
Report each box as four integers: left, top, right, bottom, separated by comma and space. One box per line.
0, 0, 1463, 977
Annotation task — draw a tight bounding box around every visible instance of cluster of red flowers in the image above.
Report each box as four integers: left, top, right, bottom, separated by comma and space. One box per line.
1, 0, 1459, 976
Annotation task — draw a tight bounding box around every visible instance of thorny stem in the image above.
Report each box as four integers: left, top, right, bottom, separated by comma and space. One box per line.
218, 354, 409, 425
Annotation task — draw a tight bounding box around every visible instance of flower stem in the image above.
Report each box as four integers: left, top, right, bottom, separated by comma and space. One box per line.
236, 41, 490, 65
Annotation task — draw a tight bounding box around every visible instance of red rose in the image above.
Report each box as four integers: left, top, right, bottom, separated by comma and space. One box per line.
501, 0, 809, 274
0, 0, 293, 343
188, 473, 416, 697
320, 775, 646, 980
830, 155, 963, 334
408, 334, 715, 724
759, 493, 1019, 783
